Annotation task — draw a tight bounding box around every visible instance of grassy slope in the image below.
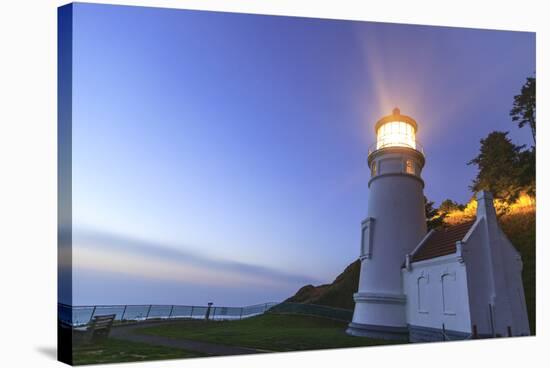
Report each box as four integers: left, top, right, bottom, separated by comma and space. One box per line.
137, 313, 400, 352
72, 337, 203, 365
284, 260, 360, 310
499, 211, 536, 334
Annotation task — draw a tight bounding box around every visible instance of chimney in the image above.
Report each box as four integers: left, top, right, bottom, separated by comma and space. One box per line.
476, 190, 497, 220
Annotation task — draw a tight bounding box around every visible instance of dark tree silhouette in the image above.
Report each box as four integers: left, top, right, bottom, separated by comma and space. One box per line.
439, 199, 465, 213
468, 131, 525, 204
518, 148, 536, 197
425, 196, 445, 231
510, 76, 536, 145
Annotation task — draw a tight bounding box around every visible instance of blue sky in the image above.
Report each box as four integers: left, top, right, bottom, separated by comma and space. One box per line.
66, 3, 535, 306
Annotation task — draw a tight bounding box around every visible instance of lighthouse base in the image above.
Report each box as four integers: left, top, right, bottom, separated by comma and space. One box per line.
346, 322, 409, 341
347, 292, 408, 340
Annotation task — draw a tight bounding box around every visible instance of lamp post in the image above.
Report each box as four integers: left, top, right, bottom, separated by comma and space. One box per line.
205, 302, 213, 321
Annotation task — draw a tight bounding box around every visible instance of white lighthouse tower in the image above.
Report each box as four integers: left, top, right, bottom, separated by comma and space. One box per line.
347, 108, 427, 340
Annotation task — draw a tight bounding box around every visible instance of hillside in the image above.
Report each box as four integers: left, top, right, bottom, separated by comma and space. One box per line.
499, 211, 536, 333
284, 260, 360, 310
285, 211, 535, 333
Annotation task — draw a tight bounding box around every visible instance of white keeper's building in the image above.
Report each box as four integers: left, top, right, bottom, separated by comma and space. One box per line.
346, 108, 531, 342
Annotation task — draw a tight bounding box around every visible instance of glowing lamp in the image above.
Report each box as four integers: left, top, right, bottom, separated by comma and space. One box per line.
375, 107, 418, 150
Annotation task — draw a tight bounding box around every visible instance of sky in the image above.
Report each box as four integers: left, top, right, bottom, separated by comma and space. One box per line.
63, 3, 535, 306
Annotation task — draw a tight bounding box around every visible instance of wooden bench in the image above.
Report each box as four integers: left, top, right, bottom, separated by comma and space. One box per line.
74, 314, 117, 344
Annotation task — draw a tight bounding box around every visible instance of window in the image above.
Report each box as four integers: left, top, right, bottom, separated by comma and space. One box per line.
418, 276, 428, 313
442, 273, 457, 315
416, 272, 428, 313
371, 162, 377, 176
376, 121, 416, 149
405, 159, 415, 175
360, 217, 374, 259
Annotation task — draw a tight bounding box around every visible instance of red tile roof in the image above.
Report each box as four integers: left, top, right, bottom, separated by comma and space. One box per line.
411, 220, 476, 262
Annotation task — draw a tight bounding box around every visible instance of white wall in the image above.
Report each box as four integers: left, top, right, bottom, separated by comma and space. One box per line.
352, 148, 427, 331
403, 255, 472, 334
497, 227, 531, 335
460, 218, 493, 335
359, 150, 427, 296
461, 192, 530, 337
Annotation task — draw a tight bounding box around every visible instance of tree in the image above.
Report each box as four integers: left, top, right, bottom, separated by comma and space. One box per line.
468, 131, 525, 204
510, 76, 536, 145
518, 148, 536, 197
439, 199, 465, 213
425, 196, 445, 231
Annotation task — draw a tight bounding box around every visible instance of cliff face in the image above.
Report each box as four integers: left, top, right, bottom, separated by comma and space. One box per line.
285, 260, 360, 310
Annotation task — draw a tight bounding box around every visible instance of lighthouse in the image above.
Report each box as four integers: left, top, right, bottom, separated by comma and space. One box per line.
347, 108, 427, 340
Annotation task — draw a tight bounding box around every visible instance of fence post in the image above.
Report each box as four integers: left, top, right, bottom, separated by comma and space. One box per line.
121, 305, 128, 321
145, 305, 152, 320
89, 306, 97, 324
190, 306, 194, 319
168, 305, 174, 319
489, 304, 496, 337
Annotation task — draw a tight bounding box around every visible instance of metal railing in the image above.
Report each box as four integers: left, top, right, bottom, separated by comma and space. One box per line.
268, 302, 353, 322
58, 302, 353, 327
58, 302, 277, 327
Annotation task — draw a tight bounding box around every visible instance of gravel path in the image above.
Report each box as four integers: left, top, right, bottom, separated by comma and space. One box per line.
110, 322, 269, 356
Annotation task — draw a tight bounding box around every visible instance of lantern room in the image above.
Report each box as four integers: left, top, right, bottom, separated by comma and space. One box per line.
375, 107, 418, 150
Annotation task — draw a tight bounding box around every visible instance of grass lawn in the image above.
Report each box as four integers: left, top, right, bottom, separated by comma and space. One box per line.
72, 337, 205, 365
136, 313, 403, 352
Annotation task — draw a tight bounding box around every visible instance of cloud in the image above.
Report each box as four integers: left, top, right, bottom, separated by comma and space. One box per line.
66, 228, 319, 289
